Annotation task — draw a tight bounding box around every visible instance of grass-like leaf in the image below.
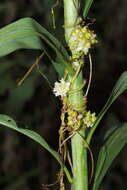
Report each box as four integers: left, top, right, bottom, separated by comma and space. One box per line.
93, 122, 127, 190
0, 114, 72, 183
87, 71, 127, 144
0, 17, 73, 76
83, 0, 94, 17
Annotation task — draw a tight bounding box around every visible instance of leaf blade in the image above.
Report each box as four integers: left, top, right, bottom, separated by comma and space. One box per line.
0, 18, 73, 76
83, 0, 94, 17
0, 114, 72, 183
87, 71, 127, 144
0, 114, 61, 163
93, 122, 127, 190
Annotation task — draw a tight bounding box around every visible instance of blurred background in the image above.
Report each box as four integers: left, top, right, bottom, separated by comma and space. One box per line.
0, 0, 127, 189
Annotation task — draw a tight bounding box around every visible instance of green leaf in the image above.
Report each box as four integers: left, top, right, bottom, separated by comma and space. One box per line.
52, 61, 66, 78
87, 71, 127, 144
83, 0, 94, 17
0, 17, 73, 76
0, 114, 72, 183
0, 114, 61, 163
93, 122, 127, 190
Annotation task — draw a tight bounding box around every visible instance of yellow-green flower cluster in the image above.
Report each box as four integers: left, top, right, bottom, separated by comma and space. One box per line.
83, 111, 96, 128
67, 109, 83, 130
67, 109, 96, 130
68, 25, 97, 59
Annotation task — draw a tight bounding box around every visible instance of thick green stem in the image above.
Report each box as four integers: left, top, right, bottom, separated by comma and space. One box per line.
71, 130, 88, 190
63, 0, 79, 42
63, 0, 88, 190
69, 73, 88, 190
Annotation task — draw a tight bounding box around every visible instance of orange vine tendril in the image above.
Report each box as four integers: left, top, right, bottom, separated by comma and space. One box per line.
17, 52, 44, 87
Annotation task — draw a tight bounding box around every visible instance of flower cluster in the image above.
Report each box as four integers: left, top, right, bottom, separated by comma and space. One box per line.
67, 109, 83, 130
53, 78, 70, 97
68, 25, 97, 59
83, 111, 96, 128
67, 109, 96, 130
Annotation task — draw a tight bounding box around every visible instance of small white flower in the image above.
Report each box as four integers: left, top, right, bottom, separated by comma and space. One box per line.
53, 78, 70, 97
72, 61, 80, 68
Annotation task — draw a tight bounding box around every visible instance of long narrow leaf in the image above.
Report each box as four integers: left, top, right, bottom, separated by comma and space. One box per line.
87, 71, 127, 144
0, 114, 72, 183
83, 0, 94, 17
93, 122, 127, 190
0, 18, 73, 76
0, 114, 61, 163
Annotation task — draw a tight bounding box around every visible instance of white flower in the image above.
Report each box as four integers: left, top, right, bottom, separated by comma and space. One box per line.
72, 61, 80, 68
53, 78, 70, 97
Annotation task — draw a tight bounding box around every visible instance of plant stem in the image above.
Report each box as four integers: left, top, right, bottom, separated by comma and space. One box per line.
63, 0, 79, 42
71, 129, 88, 190
63, 0, 88, 190
69, 73, 88, 190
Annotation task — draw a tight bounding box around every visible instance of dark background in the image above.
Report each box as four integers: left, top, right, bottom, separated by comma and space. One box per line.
0, 0, 127, 189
